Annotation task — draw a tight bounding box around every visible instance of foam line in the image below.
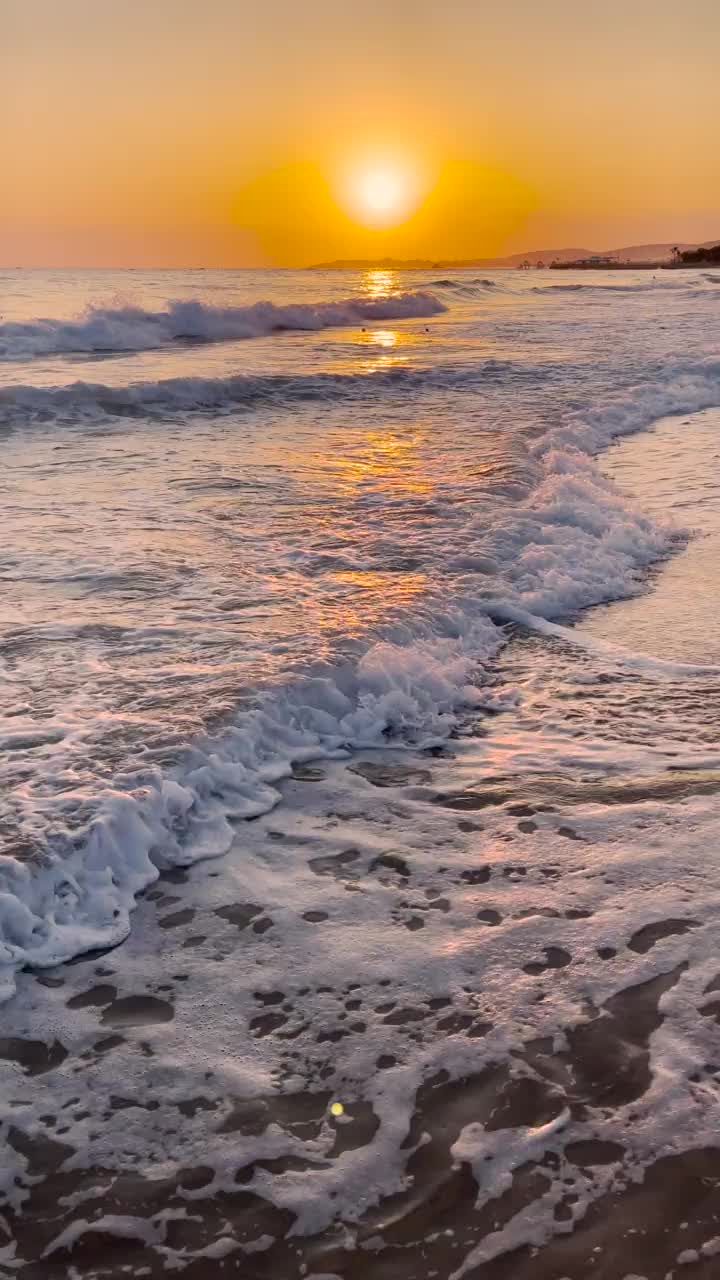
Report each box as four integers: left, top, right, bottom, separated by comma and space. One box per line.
489, 604, 720, 676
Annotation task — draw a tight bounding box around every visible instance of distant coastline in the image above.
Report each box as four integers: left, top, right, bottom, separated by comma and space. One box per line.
311, 239, 720, 271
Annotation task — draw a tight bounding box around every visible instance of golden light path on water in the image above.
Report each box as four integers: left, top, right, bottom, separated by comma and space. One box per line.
363, 269, 401, 298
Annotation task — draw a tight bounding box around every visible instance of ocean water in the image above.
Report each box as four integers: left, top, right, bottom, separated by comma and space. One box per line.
2, 266, 720, 1277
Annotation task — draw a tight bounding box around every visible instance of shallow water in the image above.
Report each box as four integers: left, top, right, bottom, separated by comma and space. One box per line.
579, 407, 720, 665
2, 268, 720, 1277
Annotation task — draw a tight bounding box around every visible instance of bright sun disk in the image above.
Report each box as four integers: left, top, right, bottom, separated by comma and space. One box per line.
336, 155, 426, 228
362, 171, 402, 213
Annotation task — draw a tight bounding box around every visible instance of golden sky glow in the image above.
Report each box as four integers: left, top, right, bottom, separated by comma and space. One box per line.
2, 0, 719, 266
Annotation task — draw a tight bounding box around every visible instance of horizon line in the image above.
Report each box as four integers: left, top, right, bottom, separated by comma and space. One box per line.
2, 234, 718, 273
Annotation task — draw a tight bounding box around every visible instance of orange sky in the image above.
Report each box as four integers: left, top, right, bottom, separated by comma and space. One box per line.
3, 0, 719, 266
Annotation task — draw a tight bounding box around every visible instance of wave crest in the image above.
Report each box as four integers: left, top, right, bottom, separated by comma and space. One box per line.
430, 277, 501, 293
0, 360, 527, 423
532, 278, 692, 295
0, 292, 445, 361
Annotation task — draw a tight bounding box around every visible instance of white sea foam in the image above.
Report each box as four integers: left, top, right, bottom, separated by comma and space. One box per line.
532, 358, 720, 453
0, 291, 445, 360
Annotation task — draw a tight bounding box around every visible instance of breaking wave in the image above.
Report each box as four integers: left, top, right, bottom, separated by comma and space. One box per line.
0, 291, 446, 361
533, 278, 692, 294
0, 359, 530, 424
430, 276, 502, 293
2, 356, 720, 995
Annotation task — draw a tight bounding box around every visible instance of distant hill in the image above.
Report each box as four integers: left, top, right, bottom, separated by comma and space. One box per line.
312, 240, 720, 270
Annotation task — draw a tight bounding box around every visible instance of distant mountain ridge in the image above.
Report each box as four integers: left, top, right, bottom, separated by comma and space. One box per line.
312, 240, 720, 269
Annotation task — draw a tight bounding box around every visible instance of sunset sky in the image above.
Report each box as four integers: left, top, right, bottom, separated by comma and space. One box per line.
3, 0, 719, 266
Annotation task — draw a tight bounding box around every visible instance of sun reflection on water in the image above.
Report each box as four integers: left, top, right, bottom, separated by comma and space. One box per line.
288, 421, 437, 638
362, 268, 400, 299
307, 566, 429, 640
321, 427, 433, 497
354, 323, 418, 374
368, 329, 397, 348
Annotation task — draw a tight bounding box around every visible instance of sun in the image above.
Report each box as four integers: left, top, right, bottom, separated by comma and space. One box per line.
361, 171, 402, 215
337, 158, 425, 229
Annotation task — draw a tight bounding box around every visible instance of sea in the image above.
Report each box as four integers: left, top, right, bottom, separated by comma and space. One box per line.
1, 265, 720, 1278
